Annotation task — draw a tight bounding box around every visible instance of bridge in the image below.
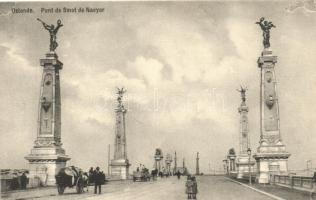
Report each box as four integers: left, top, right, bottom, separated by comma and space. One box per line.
1, 176, 313, 200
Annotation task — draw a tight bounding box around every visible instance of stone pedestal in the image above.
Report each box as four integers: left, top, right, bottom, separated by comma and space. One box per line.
25, 52, 70, 186
25, 147, 69, 186
110, 159, 130, 180
254, 152, 289, 183
236, 155, 255, 179
253, 49, 290, 184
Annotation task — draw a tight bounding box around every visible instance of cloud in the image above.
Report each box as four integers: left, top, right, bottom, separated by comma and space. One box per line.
1, 2, 316, 173
286, 0, 316, 12
127, 56, 164, 86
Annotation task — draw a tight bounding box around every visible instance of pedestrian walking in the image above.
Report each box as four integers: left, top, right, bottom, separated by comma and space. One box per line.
176, 170, 181, 180
94, 167, 103, 194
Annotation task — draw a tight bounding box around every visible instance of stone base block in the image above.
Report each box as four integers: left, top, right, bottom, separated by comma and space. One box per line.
25, 146, 70, 186
236, 155, 255, 179
254, 151, 290, 184
110, 159, 130, 180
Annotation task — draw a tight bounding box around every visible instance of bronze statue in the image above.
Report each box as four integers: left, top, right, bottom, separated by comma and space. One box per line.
155, 148, 162, 156
228, 148, 236, 155
116, 87, 126, 106
37, 18, 63, 52
255, 17, 276, 49
237, 86, 247, 102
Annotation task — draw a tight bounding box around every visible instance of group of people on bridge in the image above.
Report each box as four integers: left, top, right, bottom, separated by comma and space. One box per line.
88, 167, 106, 194
185, 175, 198, 199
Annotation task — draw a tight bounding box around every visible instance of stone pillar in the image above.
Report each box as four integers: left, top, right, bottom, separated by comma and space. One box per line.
154, 149, 163, 174
227, 148, 236, 173
173, 151, 177, 174
223, 159, 228, 174
165, 153, 172, 175
110, 88, 130, 180
236, 89, 255, 179
231, 156, 236, 171
25, 52, 70, 187
253, 49, 290, 184
196, 152, 200, 175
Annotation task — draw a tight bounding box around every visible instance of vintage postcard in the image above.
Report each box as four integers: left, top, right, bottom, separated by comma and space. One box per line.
1, 1, 316, 199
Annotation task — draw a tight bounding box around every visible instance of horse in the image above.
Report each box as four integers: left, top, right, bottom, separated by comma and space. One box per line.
81, 172, 89, 192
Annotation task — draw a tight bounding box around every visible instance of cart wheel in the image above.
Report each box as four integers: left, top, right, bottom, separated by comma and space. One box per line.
57, 185, 65, 195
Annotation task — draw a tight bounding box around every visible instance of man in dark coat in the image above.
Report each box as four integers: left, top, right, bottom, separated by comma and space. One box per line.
20, 172, 28, 189
89, 167, 94, 184
94, 167, 103, 194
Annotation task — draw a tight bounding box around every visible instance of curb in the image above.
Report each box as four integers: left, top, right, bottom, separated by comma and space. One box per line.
224, 177, 286, 200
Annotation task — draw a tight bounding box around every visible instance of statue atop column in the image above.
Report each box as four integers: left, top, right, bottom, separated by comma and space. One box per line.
254, 19, 290, 183
37, 18, 63, 52
111, 87, 130, 180
116, 87, 126, 109
25, 20, 69, 186
237, 86, 247, 103
255, 17, 276, 49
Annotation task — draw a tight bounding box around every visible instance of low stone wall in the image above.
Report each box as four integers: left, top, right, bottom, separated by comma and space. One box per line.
271, 174, 315, 192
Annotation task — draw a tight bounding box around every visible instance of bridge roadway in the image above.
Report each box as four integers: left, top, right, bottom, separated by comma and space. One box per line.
2, 176, 280, 200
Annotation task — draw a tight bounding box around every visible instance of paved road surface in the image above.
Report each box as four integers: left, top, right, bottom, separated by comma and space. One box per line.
2, 176, 274, 200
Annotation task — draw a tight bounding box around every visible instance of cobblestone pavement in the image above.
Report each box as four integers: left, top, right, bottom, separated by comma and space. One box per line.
2, 176, 275, 200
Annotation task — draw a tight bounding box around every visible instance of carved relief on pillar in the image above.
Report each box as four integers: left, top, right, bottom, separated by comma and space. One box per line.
34, 139, 61, 147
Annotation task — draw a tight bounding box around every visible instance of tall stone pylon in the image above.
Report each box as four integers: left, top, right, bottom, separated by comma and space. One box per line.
235, 87, 255, 179
254, 17, 290, 184
25, 19, 70, 187
173, 151, 177, 174
110, 87, 130, 180
196, 152, 200, 175
165, 153, 173, 176
154, 148, 163, 174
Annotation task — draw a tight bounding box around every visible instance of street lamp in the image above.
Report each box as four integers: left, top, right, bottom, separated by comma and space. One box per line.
247, 148, 252, 185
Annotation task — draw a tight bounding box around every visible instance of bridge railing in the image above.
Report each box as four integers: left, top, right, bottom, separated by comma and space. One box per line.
271, 174, 315, 192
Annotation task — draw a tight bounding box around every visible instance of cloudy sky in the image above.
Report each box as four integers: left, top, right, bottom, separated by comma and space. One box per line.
1, 1, 316, 174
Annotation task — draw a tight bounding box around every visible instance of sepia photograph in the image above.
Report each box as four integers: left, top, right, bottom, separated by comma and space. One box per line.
1, 1, 316, 199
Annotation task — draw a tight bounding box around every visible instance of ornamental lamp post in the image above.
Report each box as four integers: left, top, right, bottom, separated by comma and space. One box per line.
247, 148, 252, 185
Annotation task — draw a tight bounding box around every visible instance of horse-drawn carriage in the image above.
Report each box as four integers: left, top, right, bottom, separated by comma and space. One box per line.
55, 166, 88, 195
133, 168, 151, 182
